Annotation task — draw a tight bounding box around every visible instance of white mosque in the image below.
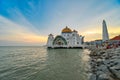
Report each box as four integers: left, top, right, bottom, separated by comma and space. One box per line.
47, 26, 84, 49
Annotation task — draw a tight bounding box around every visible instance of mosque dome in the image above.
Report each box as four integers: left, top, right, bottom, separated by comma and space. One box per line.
62, 26, 72, 33
73, 30, 78, 33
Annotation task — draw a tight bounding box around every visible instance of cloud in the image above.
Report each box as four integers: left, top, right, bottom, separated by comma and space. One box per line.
0, 0, 120, 45
0, 15, 47, 46
82, 27, 120, 41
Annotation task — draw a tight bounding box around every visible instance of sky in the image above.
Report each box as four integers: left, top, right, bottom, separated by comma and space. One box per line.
0, 0, 120, 46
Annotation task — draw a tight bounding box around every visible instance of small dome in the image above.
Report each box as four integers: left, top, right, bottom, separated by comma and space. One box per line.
49, 34, 53, 36
73, 30, 78, 33
62, 26, 72, 33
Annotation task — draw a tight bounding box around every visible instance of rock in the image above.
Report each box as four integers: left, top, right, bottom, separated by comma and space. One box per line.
89, 74, 97, 80
89, 47, 120, 80
103, 60, 111, 65
97, 59, 103, 62
97, 74, 109, 80
97, 65, 109, 73
96, 71, 104, 76
107, 66, 120, 80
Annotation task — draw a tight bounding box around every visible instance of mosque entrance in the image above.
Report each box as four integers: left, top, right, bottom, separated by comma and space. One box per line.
58, 42, 63, 45
53, 36, 67, 46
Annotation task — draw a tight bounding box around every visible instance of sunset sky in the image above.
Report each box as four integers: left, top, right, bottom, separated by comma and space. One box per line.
0, 0, 120, 46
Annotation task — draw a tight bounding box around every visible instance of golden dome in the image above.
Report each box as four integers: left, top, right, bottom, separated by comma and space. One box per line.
62, 26, 72, 33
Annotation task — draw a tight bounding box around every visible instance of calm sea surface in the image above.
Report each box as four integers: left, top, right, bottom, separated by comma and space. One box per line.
0, 46, 90, 80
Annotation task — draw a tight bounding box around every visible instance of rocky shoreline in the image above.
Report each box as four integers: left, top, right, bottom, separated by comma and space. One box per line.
88, 47, 120, 80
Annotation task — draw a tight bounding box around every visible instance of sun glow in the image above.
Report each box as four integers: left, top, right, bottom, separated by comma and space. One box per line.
0, 0, 120, 45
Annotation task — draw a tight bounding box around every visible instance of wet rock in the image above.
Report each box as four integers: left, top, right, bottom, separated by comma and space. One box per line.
89, 74, 97, 80
88, 47, 120, 80
109, 66, 120, 79
98, 74, 109, 80
97, 65, 109, 73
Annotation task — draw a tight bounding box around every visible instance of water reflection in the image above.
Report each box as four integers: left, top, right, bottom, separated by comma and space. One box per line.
0, 47, 90, 80
32, 49, 89, 80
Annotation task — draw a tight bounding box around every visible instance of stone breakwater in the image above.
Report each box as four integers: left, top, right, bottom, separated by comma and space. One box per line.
88, 47, 120, 80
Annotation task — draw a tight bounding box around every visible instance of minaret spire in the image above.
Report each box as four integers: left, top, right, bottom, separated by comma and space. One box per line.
102, 20, 109, 42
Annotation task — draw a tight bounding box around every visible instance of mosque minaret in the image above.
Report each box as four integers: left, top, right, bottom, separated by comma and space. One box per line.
102, 20, 109, 42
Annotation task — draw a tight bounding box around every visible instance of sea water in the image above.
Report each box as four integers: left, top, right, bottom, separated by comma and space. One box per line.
0, 46, 90, 80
